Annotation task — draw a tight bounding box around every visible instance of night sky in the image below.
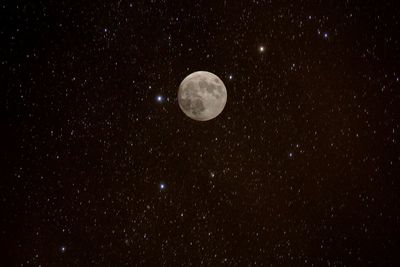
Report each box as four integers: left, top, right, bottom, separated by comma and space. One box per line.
2, 0, 400, 266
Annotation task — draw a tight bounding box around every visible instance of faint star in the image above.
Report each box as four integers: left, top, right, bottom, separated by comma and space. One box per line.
160, 183, 165, 190
61, 246, 66, 253
323, 32, 329, 39
259, 46, 265, 52
289, 152, 294, 158
210, 171, 215, 178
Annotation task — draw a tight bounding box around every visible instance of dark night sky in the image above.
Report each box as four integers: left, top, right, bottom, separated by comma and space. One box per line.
2, 0, 400, 266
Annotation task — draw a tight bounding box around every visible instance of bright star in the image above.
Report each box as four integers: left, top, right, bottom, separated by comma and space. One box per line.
156, 95, 164, 103
259, 46, 265, 52
160, 183, 165, 190
229, 74, 233, 80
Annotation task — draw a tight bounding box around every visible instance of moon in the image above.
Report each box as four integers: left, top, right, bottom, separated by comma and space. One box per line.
178, 71, 227, 121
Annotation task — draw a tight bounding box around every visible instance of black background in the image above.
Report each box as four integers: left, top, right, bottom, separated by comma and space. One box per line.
2, 0, 400, 265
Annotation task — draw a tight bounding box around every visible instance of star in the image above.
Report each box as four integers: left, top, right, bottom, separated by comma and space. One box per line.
160, 183, 165, 190
228, 74, 233, 80
156, 95, 164, 103
259, 46, 265, 52
323, 32, 329, 39
60, 246, 66, 253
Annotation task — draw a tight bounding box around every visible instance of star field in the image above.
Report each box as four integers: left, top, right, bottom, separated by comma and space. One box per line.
2, 0, 400, 266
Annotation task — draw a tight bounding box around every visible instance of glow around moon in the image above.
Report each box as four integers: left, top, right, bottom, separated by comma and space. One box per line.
178, 71, 227, 121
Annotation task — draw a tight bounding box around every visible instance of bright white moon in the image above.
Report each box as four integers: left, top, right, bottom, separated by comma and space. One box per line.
178, 71, 227, 121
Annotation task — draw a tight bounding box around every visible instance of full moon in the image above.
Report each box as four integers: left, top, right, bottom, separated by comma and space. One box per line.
178, 71, 227, 121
